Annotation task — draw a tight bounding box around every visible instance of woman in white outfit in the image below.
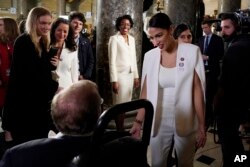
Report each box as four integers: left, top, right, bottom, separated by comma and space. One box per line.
108, 15, 140, 131
50, 18, 79, 90
130, 13, 206, 167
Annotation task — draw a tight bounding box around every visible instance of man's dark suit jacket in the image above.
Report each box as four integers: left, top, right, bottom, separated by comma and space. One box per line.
78, 34, 94, 80
219, 34, 250, 119
198, 34, 224, 78
0, 135, 92, 167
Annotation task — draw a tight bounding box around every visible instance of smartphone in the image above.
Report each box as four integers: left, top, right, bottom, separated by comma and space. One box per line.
48, 47, 59, 59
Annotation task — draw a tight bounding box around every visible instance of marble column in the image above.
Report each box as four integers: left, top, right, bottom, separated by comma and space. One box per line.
91, 0, 97, 26
15, 0, 37, 21
163, 0, 201, 42
26, 0, 37, 12
57, 0, 66, 16
218, 0, 241, 13
96, 0, 143, 107
164, 0, 198, 26
68, 0, 80, 11
16, 0, 28, 20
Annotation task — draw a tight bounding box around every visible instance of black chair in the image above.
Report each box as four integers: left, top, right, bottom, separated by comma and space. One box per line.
73, 99, 154, 167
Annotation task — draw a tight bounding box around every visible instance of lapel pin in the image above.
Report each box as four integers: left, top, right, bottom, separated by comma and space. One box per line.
179, 62, 184, 67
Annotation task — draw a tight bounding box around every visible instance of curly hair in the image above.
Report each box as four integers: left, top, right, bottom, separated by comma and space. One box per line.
115, 14, 134, 31
68, 11, 86, 24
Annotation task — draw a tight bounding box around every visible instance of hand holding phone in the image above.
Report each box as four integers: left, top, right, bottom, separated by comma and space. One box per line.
48, 47, 59, 59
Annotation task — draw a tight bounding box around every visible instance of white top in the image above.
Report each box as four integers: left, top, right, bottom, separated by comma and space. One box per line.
141, 43, 206, 137
56, 43, 79, 89
159, 65, 176, 88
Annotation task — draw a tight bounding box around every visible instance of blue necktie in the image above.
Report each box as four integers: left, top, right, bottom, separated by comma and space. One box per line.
204, 36, 209, 54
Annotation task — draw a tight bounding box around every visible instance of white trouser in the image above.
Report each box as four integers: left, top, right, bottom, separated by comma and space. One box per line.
150, 88, 196, 167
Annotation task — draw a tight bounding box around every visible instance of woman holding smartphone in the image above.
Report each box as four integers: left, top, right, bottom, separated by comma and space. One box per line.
50, 17, 79, 91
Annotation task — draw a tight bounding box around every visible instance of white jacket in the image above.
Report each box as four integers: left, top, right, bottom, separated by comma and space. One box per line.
108, 32, 139, 82
141, 43, 206, 137
56, 43, 79, 88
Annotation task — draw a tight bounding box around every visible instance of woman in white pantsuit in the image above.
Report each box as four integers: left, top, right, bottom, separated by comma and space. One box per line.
130, 13, 207, 167
108, 15, 140, 131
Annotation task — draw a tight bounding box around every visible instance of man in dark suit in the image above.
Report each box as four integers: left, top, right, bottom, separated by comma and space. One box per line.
0, 80, 102, 167
215, 13, 250, 167
69, 11, 94, 81
198, 20, 224, 129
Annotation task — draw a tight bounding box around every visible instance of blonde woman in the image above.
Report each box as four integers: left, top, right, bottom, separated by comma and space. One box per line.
2, 7, 59, 147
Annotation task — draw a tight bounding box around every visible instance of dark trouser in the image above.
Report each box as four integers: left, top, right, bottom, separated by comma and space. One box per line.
205, 72, 218, 129
217, 113, 249, 167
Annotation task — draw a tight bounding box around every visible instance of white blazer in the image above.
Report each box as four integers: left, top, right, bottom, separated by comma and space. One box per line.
56, 43, 79, 89
108, 32, 139, 82
141, 43, 206, 137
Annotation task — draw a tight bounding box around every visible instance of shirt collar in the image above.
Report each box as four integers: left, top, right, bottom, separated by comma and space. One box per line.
74, 35, 80, 45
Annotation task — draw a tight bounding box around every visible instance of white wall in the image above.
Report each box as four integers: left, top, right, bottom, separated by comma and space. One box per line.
204, 0, 218, 16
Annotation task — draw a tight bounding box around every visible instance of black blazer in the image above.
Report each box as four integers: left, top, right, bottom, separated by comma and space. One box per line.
2, 33, 58, 141
0, 135, 92, 167
78, 34, 94, 80
218, 34, 250, 119
198, 34, 224, 78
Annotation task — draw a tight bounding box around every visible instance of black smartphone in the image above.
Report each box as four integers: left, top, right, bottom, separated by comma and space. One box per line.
48, 47, 59, 59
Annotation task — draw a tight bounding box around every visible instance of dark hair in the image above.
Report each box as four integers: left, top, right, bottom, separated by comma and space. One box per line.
68, 11, 86, 24
220, 13, 240, 30
18, 19, 26, 34
0, 17, 19, 43
148, 13, 172, 29
50, 18, 76, 51
201, 20, 212, 26
173, 23, 192, 39
115, 14, 134, 31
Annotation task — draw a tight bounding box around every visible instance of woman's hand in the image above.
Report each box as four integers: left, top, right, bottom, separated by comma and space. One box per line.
134, 78, 140, 88
196, 125, 206, 149
50, 56, 59, 67
202, 54, 209, 60
130, 121, 142, 139
112, 82, 119, 94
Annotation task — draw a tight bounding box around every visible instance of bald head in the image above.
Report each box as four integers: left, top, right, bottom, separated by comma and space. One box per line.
51, 80, 101, 135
